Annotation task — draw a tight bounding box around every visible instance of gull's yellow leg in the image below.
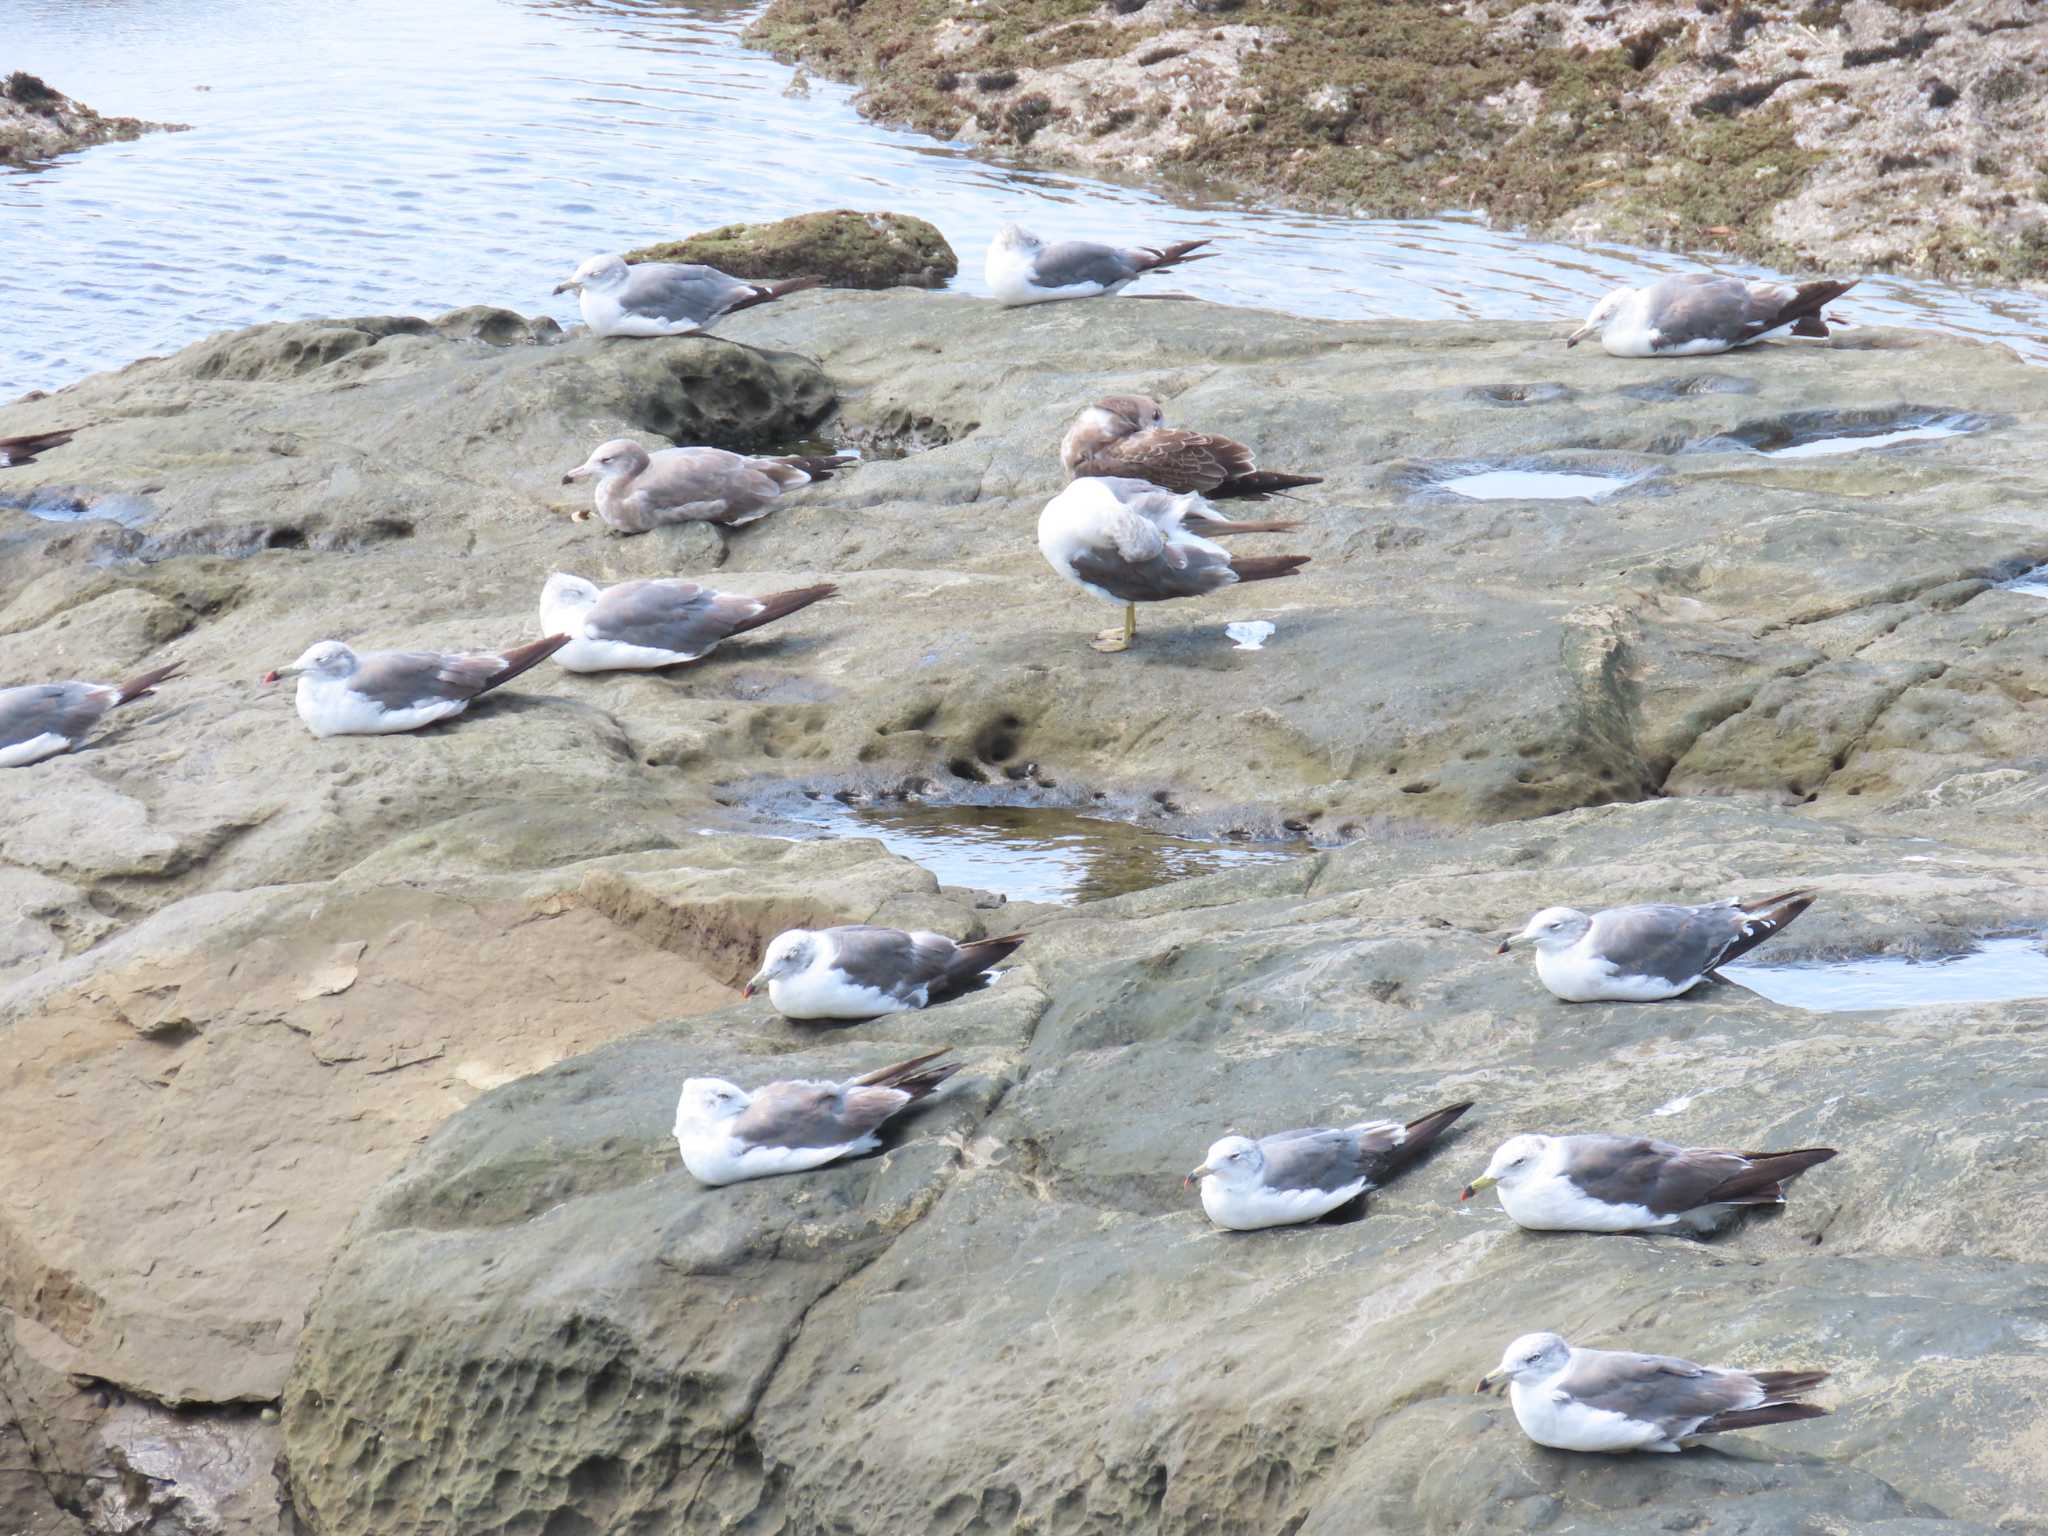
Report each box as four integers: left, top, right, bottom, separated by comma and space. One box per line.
1091, 603, 1135, 654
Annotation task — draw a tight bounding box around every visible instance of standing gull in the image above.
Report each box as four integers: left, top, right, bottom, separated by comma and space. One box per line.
563, 438, 850, 533
1062, 395, 1323, 501
1462, 1133, 1836, 1234
986, 224, 1214, 307
674, 1048, 960, 1186
264, 636, 568, 738
1479, 1332, 1829, 1453
1038, 475, 1309, 653
0, 662, 181, 768
1498, 889, 1814, 1002
540, 573, 836, 672
744, 926, 1027, 1021
1567, 274, 1858, 356
1187, 1101, 1472, 1231
1, 428, 80, 468
553, 253, 821, 338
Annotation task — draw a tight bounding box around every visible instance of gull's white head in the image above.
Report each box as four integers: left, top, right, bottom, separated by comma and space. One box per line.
1480, 1331, 1572, 1392
563, 438, 651, 485
992, 223, 1042, 254
540, 572, 602, 614
266, 640, 358, 683
555, 253, 629, 296
1462, 1133, 1553, 1200
1498, 907, 1592, 956
675, 1076, 749, 1132
1567, 287, 1632, 347
743, 929, 818, 998
1187, 1133, 1264, 1190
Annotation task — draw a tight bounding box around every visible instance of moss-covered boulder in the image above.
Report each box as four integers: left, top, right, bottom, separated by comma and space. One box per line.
627, 208, 958, 289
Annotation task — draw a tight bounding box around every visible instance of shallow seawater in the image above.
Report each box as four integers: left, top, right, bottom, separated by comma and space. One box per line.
8, 0, 2048, 399
1763, 422, 1972, 459
2002, 565, 2048, 597
773, 797, 1303, 905
1722, 936, 2048, 1012
1436, 469, 1631, 501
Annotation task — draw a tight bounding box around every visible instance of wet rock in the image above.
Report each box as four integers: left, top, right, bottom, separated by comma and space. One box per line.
0, 72, 187, 168
629, 208, 959, 289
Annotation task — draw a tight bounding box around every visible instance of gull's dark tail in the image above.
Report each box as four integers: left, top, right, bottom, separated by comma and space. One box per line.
0, 428, 82, 467
728, 584, 839, 637
1706, 1147, 1838, 1207
1228, 554, 1311, 584
114, 661, 184, 706
855, 1047, 960, 1102
1389, 1101, 1475, 1174
481, 634, 571, 693
1781, 279, 1857, 339
1213, 470, 1324, 501
1700, 1369, 1830, 1434
1134, 239, 1215, 275
765, 452, 855, 482
945, 933, 1027, 989
728, 275, 826, 313
1714, 889, 1817, 969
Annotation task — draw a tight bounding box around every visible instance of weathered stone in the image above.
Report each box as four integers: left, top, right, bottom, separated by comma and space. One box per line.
629, 209, 959, 289
0, 72, 186, 168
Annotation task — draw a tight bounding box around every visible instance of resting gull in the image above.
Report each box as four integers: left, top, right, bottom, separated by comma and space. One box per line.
563, 438, 850, 533
553, 253, 820, 338
1187, 1101, 1472, 1231
674, 1048, 960, 1186
540, 573, 836, 672
744, 925, 1027, 1021
1062, 395, 1323, 501
0, 662, 181, 768
1567, 273, 1858, 357
986, 223, 1214, 307
1479, 1332, 1829, 1453
1462, 1133, 1836, 1234
1038, 475, 1309, 652
1, 428, 80, 468
264, 636, 568, 738
1498, 889, 1814, 1002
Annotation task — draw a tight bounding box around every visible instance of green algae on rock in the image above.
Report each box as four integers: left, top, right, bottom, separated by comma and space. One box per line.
628, 209, 960, 290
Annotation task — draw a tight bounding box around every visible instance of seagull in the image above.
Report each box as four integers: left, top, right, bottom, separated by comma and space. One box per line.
0, 662, 181, 767
552, 254, 821, 337
539, 573, 837, 672
1498, 890, 1815, 1002
1, 428, 80, 468
264, 636, 568, 737
1186, 1102, 1472, 1231
1461, 1134, 1837, 1234
1037, 475, 1309, 653
743, 926, 1027, 1020
1567, 274, 1858, 357
1061, 395, 1323, 501
986, 224, 1214, 307
1479, 1332, 1829, 1453
562, 438, 850, 533
674, 1048, 960, 1186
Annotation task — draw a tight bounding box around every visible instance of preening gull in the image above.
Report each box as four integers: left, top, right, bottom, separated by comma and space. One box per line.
553, 253, 821, 338
1038, 475, 1309, 653
1462, 1133, 1837, 1234
1187, 1101, 1472, 1231
1479, 1332, 1829, 1453
1062, 395, 1323, 501
744, 925, 1027, 1021
540, 573, 837, 672
264, 636, 568, 737
674, 1048, 960, 1186
563, 438, 850, 533
1567, 274, 1858, 357
1498, 889, 1815, 1002
986, 224, 1214, 307
1, 428, 80, 468
0, 662, 181, 768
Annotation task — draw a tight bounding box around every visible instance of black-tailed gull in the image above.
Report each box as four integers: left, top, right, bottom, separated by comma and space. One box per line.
1479, 1332, 1829, 1453
986, 224, 1214, 307
553, 253, 821, 338
0, 662, 181, 768
539, 573, 836, 672
1062, 395, 1323, 501
1567, 274, 1857, 356
673, 1048, 959, 1186
1498, 889, 1814, 1002
563, 438, 850, 533
1461, 1133, 1836, 1234
263, 636, 567, 737
1186, 1101, 1471, 1231
743, 925, 1026, 1020
0, 428, 79, 468
1038, 475, 1309, 652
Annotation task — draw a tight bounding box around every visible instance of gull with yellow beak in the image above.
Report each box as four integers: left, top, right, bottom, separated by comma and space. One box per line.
1185, 1101, 1471, 1231
1567, 273, 1857, 357
1498, 889, 1814, 1002
553, 253, 821, 338
743, 925, 1026, 1021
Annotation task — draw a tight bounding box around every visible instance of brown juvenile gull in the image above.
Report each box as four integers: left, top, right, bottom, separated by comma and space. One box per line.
1479, 1332, 1829, 1453
0, 662, 181, 768
1462, 1134, 1836, 1234
263, 636, 568, 737
539, 572, 837, 671
743, 926, 1027, 1020
0, 428, 81, 468
1498, 890, 1814, 1002
986, 223, 1214, 307
1037, 475, 1309, 652
1567, 274, 1858, 356
1186, 1102, 1472, 1231
674, 1048, 960, 1185
1062, 395, 1323, 501
562, 438, 850, 533
552, 253, 821, 337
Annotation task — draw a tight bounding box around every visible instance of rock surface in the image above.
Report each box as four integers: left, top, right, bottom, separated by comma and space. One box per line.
629, 209, 960, 289
0, 72, 186, 167
2, 289, 2047, 1530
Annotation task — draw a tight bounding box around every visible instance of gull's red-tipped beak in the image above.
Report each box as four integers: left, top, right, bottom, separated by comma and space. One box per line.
1184, 1165, 1211, 1189
1495, 939, 1510, 954
1460, 1186, 1475, 1201
262, 670, 280, 684
741, 983, 757, 999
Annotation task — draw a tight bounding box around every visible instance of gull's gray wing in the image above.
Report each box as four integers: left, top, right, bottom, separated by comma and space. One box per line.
0, 682, 108, 750
823, 925, 964, 1002
1586, 902, 1746, 984
1255, 1127, 1374, 1195
348, 651, 508, 709
1555, 1348, 1756, 1433
1029, 240, 1141, 290
1067, 537, 1235, 604
584, 579, 760, 659
1558, 1135, 1753, 1214
1645, 275, 1802, 349
634, 448, 781, 524
618, 262, 754, 325
730, 1079, 910, 1150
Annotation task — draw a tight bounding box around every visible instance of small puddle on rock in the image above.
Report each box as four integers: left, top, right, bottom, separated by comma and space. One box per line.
1722, 936, 2048, 1012
2001, 564, 2048, 597
1, 486, 156, 527
1692, 409, 1989, 460
1435, 468, 1637, 502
